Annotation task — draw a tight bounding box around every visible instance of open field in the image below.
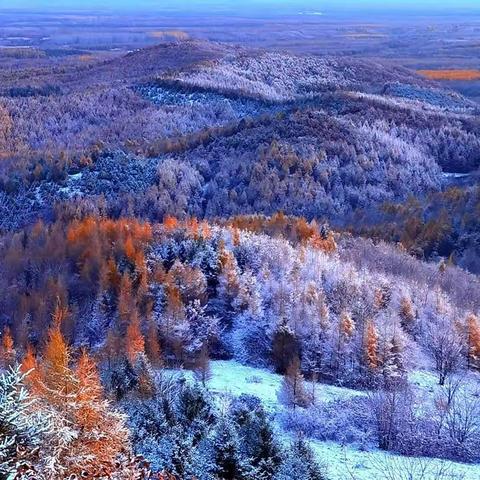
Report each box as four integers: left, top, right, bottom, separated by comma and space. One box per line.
1, 8, 480, 102
418, 70, 480, 81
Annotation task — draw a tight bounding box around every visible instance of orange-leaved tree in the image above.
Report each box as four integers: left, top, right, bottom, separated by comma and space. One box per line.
467, 313, 480, 369
126, 310, 145, 363
0, 326, 15, 369
72, 350, 131, 477
364, 320, 379, 371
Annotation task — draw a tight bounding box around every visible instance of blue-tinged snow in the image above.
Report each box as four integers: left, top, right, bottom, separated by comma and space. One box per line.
170, 360, 480, 480
169, 360, 362, 411
310, 440, 479, 480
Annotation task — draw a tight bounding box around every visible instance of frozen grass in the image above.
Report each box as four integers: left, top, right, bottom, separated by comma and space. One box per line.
170, 360, 480, 480
207, 360, 363, 410
311, 441, 480, 480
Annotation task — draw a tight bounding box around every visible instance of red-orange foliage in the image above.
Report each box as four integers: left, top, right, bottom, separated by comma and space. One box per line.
43, 316, 74, 398
340, 312, 355, 340
75, 350, 104, 427
25, 337, 133, 478
230, 226, 241, 247
218, 248, 240, 299
0, 326, 15, 367
400, 296, 416, 333
66, 217, 152, 292
418, 69, 480, 81
165, 281, 184, 319
124, 236, 136, 261
364, 320, 379, 370
227, 213, 334, 247
20, 344, 41, 392
200, 221, 212, 240
309, 231, 337, 254
145, 318, 163, 367
186, 217, 200, 239
126, 311, 145, 363
52, 297, 69, 329
163, 215, 178, 231
467, 313, 480, 369
107, 257, 122, 292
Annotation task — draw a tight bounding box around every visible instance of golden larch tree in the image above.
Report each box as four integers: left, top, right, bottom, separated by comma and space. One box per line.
0, 326, 15, 369
125, 311, 145, 363
340, 311, 355, 340
145, 317, 163, 367
364, 320, 379, 370
20, 344, 42, 393
43, 308, 76, 400
467, 313, 480, 369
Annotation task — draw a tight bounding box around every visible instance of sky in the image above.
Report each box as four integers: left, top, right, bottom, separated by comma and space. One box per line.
2, 0, 479, 13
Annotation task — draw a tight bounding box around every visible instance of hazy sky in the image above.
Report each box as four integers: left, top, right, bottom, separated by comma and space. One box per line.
3, 0, 480, 13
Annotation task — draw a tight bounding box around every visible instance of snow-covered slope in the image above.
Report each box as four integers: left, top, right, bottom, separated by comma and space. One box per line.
171, 360, 480, 480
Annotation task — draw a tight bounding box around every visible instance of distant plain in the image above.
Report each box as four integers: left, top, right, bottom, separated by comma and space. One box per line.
1, 8, 480, 100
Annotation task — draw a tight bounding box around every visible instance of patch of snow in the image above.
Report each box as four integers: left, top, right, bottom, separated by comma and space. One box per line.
207, 360, 363, 410
442, 172, 470, 179
68, 172, 83, 181
168, 360, 363, 411
311, 441, 480, 480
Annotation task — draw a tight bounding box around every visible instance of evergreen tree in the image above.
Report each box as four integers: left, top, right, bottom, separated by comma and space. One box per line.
364, 319, 380, 372
278, 356, 312, 410
382, 336, 406, 388
0, 366, 47, 477
399, 296, 416, 336
145, 317, 163, 367
275, 436, 325, 480
134, 353, 157, 399
177, 381, 214, 433
126, 310, 145, 363
231, 395, 282, 478
272, 323, 299, 374
211, 416, 253, 480
193, 344, 212, 388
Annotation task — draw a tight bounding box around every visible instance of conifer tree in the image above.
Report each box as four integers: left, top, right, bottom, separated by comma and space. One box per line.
212, 416, 253, 480
382, 336, 406, 387
193, 344, 212, 388
0, 367, 46, 477
399, 296, 416, 335
0, 327, 15, 370
364, 320, 379, 372
118, 273, 135, 331
20, 344, 41, 394
467, 313, 480, 369
275, 436, 325, 480
145, 317, 163, 367
43, 309, 76, 400
340, 311, 355, 340
126, 310, 145, 363
272, 323, 299, 374
278, 356, 312, 410
134, 353, 157, 399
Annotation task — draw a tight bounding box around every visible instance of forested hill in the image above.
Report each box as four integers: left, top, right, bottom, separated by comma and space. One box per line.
1, 40, 479, 270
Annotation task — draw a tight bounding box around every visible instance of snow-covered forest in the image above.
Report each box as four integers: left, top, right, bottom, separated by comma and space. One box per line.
1, 215, 480, 478
1, 20, 480, 479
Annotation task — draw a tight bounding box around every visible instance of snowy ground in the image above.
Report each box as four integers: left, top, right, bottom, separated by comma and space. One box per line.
171, 360, 480, 480
311, 440, 480, 480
